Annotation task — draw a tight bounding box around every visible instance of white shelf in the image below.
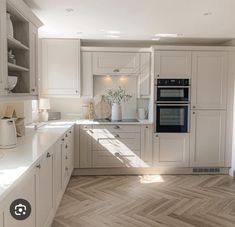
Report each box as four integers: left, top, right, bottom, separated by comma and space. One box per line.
7, 37, 29, 51
8, 63, 29, 72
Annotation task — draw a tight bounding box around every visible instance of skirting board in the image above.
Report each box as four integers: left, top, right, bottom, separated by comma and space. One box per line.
73, 167, 230, 176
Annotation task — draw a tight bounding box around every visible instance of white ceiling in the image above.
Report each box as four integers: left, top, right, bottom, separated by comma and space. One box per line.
24, 0, 235, 42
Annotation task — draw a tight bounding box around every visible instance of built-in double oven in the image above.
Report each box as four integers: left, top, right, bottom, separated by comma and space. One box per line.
154, 79, 190, 133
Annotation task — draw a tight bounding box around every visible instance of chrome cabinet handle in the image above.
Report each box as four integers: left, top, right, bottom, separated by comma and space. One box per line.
115, 134, 120, 138
113, 69, 120, 73
146, 126, 149, 129
36, 164, 41, 169
65, 144, 68, 149
69, 131, 72, 134
193, 106, 196, 109
114, 125, 120, 129
115, 152, 120, 156
31, 88, 35, 92
193, 112, 196, 114
155, 135, 159, 137
47, 152, 51, 158
65, 156, 68, 160
61, 138, 65, 142
65, 134, 68, 138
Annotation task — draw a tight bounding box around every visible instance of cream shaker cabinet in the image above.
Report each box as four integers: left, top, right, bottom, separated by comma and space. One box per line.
190, 110, 226, 167
36, 148, 54, 227
153, 133, 190, 167
3, 170, 36, 227
155, 51, 191, 78
93, 52, 140, 75
79, 125, 92, 168
191, 51, 228, 110
40, 39, 80, 97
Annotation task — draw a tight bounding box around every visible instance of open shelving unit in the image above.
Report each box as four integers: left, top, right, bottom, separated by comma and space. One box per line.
6, 2, 30, 94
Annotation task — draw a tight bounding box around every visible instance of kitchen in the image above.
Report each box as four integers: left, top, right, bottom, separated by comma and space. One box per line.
1, 0, 235, 226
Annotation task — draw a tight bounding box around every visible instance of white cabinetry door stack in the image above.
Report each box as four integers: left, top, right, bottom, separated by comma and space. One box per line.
41, 39, 80, 97
36, 148, 54, 227
155, 51, 191, 78
3, 170, 36, 227
153, 134, 189, 167
141, 125, 153, 166
190, 110, 226, 167
191, 51, 227, 110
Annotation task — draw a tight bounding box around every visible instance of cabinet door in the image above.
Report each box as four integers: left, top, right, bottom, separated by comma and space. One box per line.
141, 125, 153, 166
36, 149, 53, 227
29, 23, 38, 95
153, 133, 189, 167
0, 209, 3, 227
3, 170, 36, 227
74, 125, 80, 168
93, 52, 140, 75
0, 0, 7, 95
190, 110, 226, 167
80, 125, 92, 168
191, 51, 227, 110
41, 39, 80, 96
139, 53, 151, 97
155, 51, 191, 78
81, 52, 93, 97
53, 140, 63, 209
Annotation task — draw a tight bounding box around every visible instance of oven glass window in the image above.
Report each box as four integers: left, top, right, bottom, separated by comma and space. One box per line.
160, 89, 185, 98
159, 108, 185, 125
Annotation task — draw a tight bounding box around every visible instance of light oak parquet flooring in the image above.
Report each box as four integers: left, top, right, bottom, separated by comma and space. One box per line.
52, 175, 235, 227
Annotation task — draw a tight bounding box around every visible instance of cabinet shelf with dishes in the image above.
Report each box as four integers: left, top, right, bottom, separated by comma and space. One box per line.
0, 0, 42, 97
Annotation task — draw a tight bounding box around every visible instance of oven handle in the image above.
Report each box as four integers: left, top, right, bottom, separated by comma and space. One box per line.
155, 103, 190, 107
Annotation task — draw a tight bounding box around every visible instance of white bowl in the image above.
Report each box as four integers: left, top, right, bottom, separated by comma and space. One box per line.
7, 76, 18, 91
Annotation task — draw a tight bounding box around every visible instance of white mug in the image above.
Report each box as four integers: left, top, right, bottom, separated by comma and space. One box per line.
138, 108, 146, 120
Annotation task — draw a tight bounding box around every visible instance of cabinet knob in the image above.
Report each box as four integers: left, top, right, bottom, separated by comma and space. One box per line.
193, 112, 195, 114
65, 134, 68, 138
65, 167, 68, 171
115, 152, 120, 156
31, 88, 35, 92
69, 131, 72, 134
155, 134, 159, 137
193, 106, 196, 109
75, 90, 78, 93
113, 69, 120, 73
65, 156, 68, 160
146, 126, 149, 129
114, 134, 120, 138
157, 75, 160, 78
65, 144, 68, 149
62, 138, 65, 142
36, 164, 41, 169
114, 125, 120, 129
47, 152, 51, 158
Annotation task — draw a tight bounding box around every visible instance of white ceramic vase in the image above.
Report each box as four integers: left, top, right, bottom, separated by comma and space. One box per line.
7, 13, 14, 38
111, 103, 122, 121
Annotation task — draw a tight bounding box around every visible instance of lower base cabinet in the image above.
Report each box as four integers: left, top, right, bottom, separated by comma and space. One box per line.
153, 133, 190, 167
3, 170, 36, 227
190, 110, 226, 167
0, 210, 3, 227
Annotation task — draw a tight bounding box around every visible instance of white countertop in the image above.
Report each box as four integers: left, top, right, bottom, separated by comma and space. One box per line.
0, 119, 153, 203
0, 122, 73, 203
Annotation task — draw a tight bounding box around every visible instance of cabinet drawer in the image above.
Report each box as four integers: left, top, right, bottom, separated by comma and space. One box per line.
93, 150, 142, 168
93, 124, 140, 133
92, 132, 141, 151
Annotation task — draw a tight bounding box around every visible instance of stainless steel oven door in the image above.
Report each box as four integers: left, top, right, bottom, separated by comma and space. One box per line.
155, 86, 190, 102
155, 104, 189, 133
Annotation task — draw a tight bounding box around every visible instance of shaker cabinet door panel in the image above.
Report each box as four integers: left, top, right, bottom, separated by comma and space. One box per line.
153, 133, 189, 167
155, 51, 191, 78
191, 51, 228, 110
93, 52, 140, 75
190, 110, 226, 167
41, 39, 80, 96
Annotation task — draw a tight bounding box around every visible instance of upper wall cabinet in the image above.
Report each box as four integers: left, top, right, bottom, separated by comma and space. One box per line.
155, 51, 191, 78
40, 39, 81, 97
191, 51, 228, 110
0, 0, 42, 97
93, 52, 140, 75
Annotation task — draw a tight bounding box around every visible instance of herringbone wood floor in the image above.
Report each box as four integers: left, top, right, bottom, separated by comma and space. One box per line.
52, 175, 235, 227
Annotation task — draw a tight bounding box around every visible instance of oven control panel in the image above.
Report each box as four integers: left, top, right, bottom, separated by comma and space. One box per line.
157, 79, 189, 86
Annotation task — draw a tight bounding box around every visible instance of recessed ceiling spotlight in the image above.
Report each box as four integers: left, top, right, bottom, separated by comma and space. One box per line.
151, 37, 160, 41
107, 30, 121, 34
107, 35, 120, 39
203, 12, 212, 16
155, 33, 181, 38
65, 8, 74, 13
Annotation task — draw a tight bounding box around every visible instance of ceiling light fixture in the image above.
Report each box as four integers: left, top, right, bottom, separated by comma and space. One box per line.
65, 8, 74, 13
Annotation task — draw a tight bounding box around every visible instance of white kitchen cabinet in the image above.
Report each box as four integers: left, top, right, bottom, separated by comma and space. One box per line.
155, 51, 191, 78
191, 51, 228, 110
139, 53, 151, 97
0, 0, 7, 95
41, 39, 80, 97
190, 110, 226, 167
3, 169, 36, 227
53, 140, 63, 210
79, 125, 92, 168
36, 148, 54, 227
74, 125, 80, 168
0, 209, 3, 227
153, 133, 189, 167
29, 23, 38, 95
81, 52, 93, 97
93, 52, 140, 75
141, 125, 153, 166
